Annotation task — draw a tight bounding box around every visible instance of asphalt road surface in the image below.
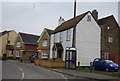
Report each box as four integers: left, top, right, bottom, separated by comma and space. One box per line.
2, 60, 97, 81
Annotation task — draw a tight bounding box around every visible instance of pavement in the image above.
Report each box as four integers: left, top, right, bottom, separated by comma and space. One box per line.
37, 65, 120, 81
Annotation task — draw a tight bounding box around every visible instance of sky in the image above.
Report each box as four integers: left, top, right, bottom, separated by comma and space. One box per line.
0, 0, 120, 35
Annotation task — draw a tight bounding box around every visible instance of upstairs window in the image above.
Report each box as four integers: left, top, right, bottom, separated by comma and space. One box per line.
43, 40, 47, 47
54, 34, 57, 42
87, 15, 91, 21
17, 42, 20, 47
108, 36, 113, 43
66, 29, 71, 41
60, 32, 63, 42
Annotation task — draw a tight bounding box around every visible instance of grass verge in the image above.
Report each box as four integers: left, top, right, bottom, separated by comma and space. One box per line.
76, 67, 119, 77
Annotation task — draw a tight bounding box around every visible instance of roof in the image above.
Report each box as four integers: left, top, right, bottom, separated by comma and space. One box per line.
45, 28, 54, 36
52, 43, 63, 51
53, 11, 90, 33
19, 32, 39, 45
0, 30, 12, 37
98, 15, 120, 28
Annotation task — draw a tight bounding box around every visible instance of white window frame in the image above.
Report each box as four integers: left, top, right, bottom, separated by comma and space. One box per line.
54, 34, 57, 42
66, 29, 71, 41
104, 53, 109, 59
108, 36, 113, 42
17, 42, 20, 47
42, 40, 48, 47
41, 51, 48, 58
60, 32, 63, 42
87, 15, 91, 21
53, 49, 57, 58
16, 51, 20, 57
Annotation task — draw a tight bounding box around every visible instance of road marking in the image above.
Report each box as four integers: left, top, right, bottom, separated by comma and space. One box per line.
21, 73, 24, 79
34, 66, 67, 80
18, 67, 23, 72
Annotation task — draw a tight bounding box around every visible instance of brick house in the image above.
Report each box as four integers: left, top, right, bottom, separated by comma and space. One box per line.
14, 32, 39, 62
98, 15, 120, 65
37, 28, 53, 59
0, 30, 17, 59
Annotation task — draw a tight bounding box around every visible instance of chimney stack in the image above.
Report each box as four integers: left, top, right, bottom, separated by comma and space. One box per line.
58, 16, 65, 26
92, 9, 98, 22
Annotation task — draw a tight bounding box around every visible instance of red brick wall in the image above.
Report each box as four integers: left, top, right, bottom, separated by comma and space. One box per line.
109, 54, 120, 66
24, 44, 37, 50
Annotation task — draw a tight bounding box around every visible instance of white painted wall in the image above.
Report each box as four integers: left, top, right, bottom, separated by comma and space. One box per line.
76, 13, 101, 66
50, 12, 101, 66
50, 28, 73, 61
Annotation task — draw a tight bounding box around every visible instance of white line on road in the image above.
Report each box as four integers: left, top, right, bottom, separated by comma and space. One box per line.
18, 67, 23, 72
34, 66, 67, 81
21, 73, 24, 79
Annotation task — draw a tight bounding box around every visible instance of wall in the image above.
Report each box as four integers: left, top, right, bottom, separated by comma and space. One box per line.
0, 30, 17, 57
37, 30, 50, 58
100, 16, 120, 60
50, 28, 73, 61
76, 13, 101, 66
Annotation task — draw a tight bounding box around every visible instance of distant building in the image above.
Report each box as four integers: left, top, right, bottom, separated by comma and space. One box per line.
14, 32, 39, 62
0, 30, 17, 58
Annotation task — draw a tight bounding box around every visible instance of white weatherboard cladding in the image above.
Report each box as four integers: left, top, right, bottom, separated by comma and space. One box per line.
50, 28, 73, 61
76, 13, 101, 66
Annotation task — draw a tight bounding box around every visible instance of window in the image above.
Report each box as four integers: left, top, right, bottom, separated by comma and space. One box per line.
16, 51, 20, 57
108, 36, 113, 42
41, 51, 48, 58
17, 42, 20, 47
66, 29, 71, 41
60, 32, 63, 42
43, 40, 47, 47
87, 15, 91, 21
54, 34, 57, 42
104, 53, 109, 59
53, 48, 57, 58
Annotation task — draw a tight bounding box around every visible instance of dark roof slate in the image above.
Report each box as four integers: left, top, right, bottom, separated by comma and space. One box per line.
53, 11, 90, 33
19, 32, 39, 45
45, 28, 54, 36
0, 30, 11, 37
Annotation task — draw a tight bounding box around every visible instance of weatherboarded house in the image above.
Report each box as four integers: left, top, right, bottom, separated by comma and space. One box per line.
50, 10, 101, 67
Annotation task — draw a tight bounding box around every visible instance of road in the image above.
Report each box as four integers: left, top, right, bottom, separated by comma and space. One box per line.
2, 60, 97, 81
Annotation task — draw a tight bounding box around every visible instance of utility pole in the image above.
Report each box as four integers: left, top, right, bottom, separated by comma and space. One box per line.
72, 0, 76, 47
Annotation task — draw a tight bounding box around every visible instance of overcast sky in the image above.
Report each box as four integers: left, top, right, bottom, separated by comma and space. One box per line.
0, 1, 120, 35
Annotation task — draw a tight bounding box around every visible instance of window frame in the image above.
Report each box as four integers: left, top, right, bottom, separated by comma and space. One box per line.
42, 40, 48, 47
87, 15, 91, 21
41, 51, 48, 58
17, 42, 21, 47
66, 29, 71, 41
60, 32, 63, 42
108, 36, 113, 43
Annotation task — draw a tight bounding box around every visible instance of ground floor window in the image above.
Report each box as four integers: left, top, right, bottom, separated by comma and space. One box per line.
104, 53, 109, 59
41, 51, 48, 58
16, 51, 20, 57
53, 49, 57, 58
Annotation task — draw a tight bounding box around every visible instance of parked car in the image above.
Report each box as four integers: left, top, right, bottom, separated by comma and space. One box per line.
29, 54, 38, 63
92, 58, 119, 72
